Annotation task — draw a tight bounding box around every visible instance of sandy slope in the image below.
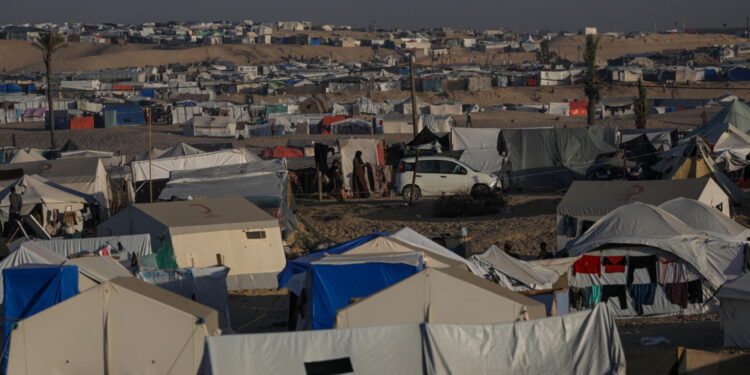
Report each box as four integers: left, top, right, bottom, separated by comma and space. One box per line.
2, 33, 745, 73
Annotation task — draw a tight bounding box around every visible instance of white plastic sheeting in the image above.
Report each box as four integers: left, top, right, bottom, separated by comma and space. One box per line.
131, 149, 260, 182
204, 304, 625, 375
471, 245, 560, 291
718, 272, 750, 347
451, 128, 501, 151
392, 227, 485, 276
423, 304, 626, 375
458, 148, 504, 173
21, 234, 153, 259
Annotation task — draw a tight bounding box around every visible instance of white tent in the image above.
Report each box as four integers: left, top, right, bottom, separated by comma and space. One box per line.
717, 272, 750, 347
138, 142, 204, 161
18, 233, 153, 259
183, 115, 237, 137
451, 128, 501, 151
130, 148, 260, 182
7, 277, 220, 375
97, 197, 286, 289
0, 175, 94, 233
338, 138, 382, 191
335, 267, 546, 328
204, 304, 625, 375
471, 245, 560, 291
566, 202, 743, 290
330, 118, 372, 134
9, 149, 45, 164
0, 157, 112, 217
659, 197, 750, 241
392, 227, 485, 276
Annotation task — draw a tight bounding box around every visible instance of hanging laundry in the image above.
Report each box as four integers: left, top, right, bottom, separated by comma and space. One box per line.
627, 255, 657, 285
573, 255, 601, 277
602, 285, 628, 309
658, 256, 684, 285
628, 284, 657, 316
687, 279, 703, 304
603, 256, 627, 273
665, 282, 688, 308
589, 285, 602, 306
569, 287, 587, 310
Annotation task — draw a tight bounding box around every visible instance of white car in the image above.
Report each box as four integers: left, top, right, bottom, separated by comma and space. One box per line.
395, 155, 501, 201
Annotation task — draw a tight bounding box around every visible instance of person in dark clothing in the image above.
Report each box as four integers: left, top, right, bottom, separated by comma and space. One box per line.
537, 242, 551, 259
503, 242, 520, 259
6, 186, 22, 237
352, 151, 370, 198
327, 159, 343, 194
466, 112, 473, 128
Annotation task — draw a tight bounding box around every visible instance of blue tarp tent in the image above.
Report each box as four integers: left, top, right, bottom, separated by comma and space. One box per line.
2, 264, 79, 369
727, 67, 750, 82
308, 253, 423, 329
277, 233, 388, 289
103, 105, 145, 127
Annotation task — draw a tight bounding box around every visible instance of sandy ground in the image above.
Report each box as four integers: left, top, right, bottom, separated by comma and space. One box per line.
2, 33, 746, 73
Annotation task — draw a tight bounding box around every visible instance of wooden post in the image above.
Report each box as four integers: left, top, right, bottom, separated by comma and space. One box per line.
216, 253, 224, 266
317, 170, 323, 201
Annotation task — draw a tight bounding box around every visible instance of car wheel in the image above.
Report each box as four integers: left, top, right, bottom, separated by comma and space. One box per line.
471, 184, 491, 199
402, 185, 421, 202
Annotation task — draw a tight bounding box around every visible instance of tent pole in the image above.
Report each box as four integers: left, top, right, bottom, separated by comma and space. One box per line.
409, 54, 419, 137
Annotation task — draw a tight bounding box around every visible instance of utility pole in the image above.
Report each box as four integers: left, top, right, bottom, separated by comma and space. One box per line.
147, 107, 153, 203
407, 53, 420, 206
408, 53, 419, 137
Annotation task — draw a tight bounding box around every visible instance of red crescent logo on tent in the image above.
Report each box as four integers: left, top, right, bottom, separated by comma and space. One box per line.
190, 203, 212, 214
631, 184, 644, 196
42, 163, 52, 170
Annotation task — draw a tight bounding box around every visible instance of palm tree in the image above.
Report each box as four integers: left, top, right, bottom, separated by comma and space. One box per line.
633, 79, 648, 129
583, 35, 601, 125
32, 32, 66, 149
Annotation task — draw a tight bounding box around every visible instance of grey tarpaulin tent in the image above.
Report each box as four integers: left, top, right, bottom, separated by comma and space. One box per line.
500, 127, 617, 190
204, 304, 625, 375
659, 197, 750, 241
471, 245, 560, 291
556, 178, 730, 249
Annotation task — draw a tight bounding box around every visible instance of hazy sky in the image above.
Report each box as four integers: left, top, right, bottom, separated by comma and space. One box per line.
3, 0, 749, 32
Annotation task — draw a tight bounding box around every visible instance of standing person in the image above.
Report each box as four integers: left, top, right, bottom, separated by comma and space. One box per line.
6, 186, 22, 237
327, 159, 343, 195
352, 151, 370, 199
537, 242, 551, 259
503, 241, 520, 259
466, 111, 473, 128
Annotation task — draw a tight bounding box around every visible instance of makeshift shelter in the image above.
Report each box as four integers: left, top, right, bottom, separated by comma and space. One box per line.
0, 158, 111, 217
130, 148, 260, 182
652, 137, 747, 203
717, 272, 750, 347
0, 174, 95, 235
6, 277, 219, 375
338, 138, 385, 192
421, 114, 454, 134
500, 127, 617, 190
407, 127, 450, 151
183, 115, 237, 137
377, 113, 416, 134
140, 142, 204, 161
102, 105, 145, 127
97, 197, 286, 289
8, 150, 45, 164
299, 252, 424, 330
204, 304, 625, 375
659, 197, 750, 241
471, 245, 561, 291
330, 118, 372, 134
688, 122, 750, 172
451, 128, 501, 151
335, 267, 546, 328
686, 100, 750, 137
556, 178, 730, 248
158, 160, 296, 234
565, 202, 745, 317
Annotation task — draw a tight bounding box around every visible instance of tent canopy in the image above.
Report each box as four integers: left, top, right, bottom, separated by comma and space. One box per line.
335, 267, 546, 328
686, 100, 750, 137
659, 197, 750, 240
558, 178, 727, 220
471, 245, 560, 290
9, 150, 45, 164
